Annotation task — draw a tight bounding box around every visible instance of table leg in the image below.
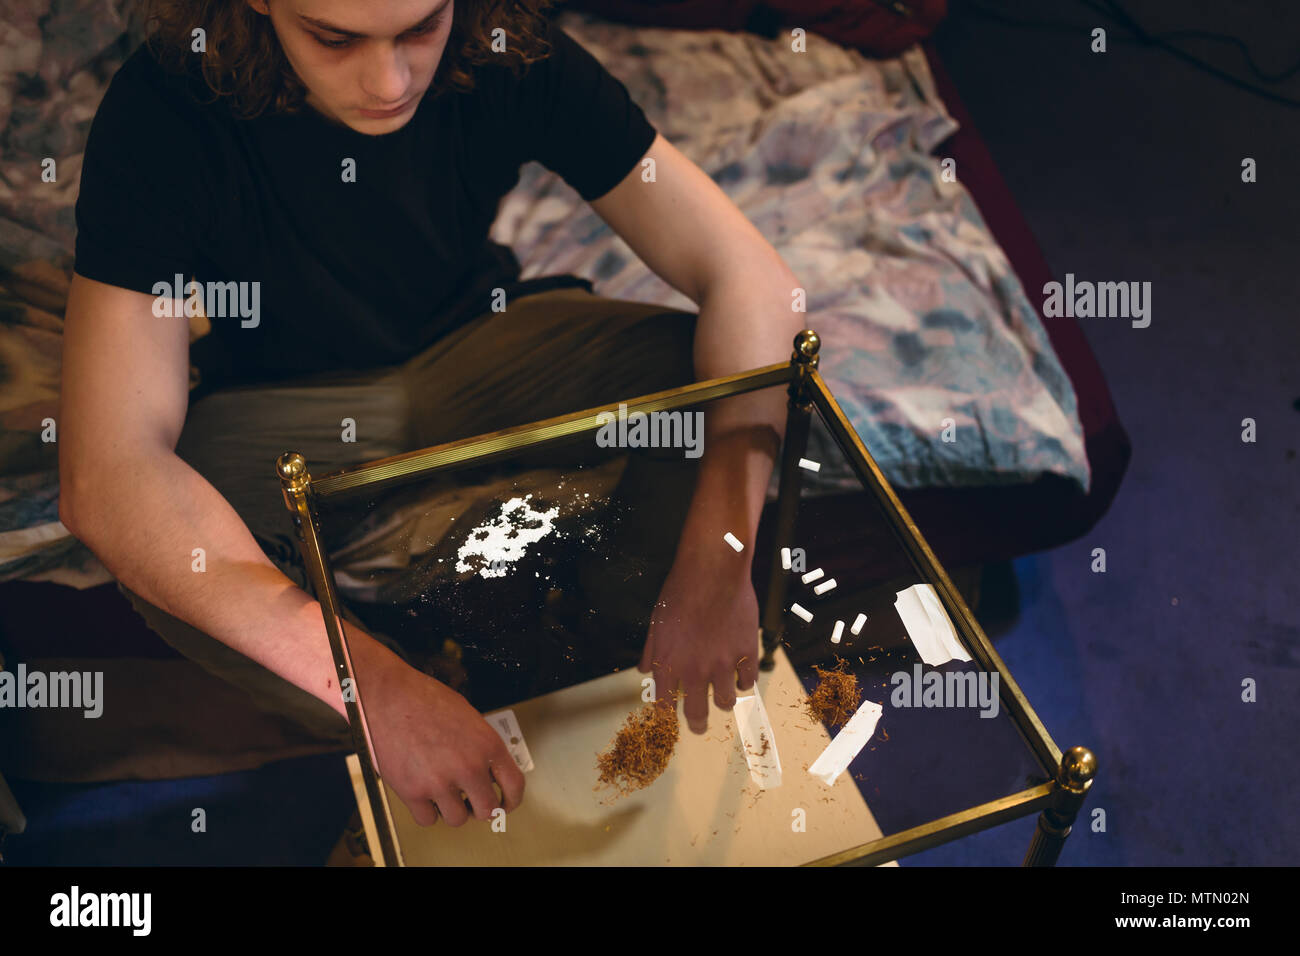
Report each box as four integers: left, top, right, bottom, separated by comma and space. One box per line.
760, 331, 820, 671
1023, 745, 1097, 866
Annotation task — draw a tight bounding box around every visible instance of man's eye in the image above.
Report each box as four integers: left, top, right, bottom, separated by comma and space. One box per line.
312, 33, 354, 49
403, 14, 446, 40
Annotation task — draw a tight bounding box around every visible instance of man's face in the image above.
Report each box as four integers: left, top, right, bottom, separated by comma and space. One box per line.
248, 0, 455, 134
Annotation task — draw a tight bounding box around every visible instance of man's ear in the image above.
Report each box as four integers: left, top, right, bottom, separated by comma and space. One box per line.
246, 0, 270, 16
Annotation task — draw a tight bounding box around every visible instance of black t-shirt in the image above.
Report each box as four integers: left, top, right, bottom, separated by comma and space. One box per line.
73, 19, 657, 399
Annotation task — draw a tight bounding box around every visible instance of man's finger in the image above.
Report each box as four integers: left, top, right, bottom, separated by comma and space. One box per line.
407, 798, 439, 827
461, 772, 502, 822
653, 663, 676, 708
712, 663, 738, 711
737, 653, 760, 692
432, 786, 471, 827
491, 756, 527, 813
682, 677, 710, 734
638, 635, 655, 674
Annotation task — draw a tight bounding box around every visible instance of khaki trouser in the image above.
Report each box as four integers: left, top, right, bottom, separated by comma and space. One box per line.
117, 286, 701, 745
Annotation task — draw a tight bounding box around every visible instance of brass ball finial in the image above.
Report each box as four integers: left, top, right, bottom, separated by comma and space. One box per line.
1059, 746, 1097, 790
276, 452, 306, 482
792, 329, 820, 363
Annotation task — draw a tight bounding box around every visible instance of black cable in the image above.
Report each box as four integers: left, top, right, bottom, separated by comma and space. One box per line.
1082, 0, 1300, 107
1087, 0, 1300, 80
1140, 29, 1300, 82
961, 0, 1300, 108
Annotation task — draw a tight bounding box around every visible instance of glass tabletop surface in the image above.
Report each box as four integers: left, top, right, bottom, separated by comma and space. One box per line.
309, 380, 1055, 844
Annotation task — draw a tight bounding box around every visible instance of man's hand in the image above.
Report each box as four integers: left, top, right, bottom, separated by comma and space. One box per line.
639, 553, 760, 734
360, 649, 526, 827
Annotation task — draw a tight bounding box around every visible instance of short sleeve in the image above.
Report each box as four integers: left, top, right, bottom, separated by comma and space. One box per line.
502, 20, 658, 202
73, 48, 214, 296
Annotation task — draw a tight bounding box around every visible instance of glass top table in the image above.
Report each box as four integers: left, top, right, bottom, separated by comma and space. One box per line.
276, 330, 1096, 866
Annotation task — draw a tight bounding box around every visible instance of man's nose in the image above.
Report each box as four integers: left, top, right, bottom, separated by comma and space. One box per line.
359, 43, 410, 104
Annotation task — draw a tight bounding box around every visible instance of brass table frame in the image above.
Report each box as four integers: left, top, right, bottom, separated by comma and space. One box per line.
277, 330, 1096, 868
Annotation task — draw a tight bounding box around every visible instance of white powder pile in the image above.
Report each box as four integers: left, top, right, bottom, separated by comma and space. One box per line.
455, 494, 561, 578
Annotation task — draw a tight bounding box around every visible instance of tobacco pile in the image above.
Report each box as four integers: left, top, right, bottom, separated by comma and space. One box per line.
596, 699, 680, 796
805, 659, 861, 729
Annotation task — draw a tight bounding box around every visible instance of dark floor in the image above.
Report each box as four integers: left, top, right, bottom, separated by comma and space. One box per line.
7, 1, 1298, 866
909, 0, 1300, 865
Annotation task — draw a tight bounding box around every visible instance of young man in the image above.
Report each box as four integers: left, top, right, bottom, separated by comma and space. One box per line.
58, 0, 805, 828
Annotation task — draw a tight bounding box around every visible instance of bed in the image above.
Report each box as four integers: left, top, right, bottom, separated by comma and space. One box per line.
0, 1, 1128, 782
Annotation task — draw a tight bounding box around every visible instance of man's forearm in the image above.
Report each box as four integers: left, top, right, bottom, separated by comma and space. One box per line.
64, 448, 398, 719
675, 266, 807, 565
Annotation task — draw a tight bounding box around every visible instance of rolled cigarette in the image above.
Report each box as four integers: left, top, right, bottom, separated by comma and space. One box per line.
791, 603, 813, 623
781, 547, 791, 570
724, 532, 744, 552
798, 458, 821, 472
814, 578, 837, 595
851, 613, 867, 636
802, 568, 824, 584
831, 620, 844, 644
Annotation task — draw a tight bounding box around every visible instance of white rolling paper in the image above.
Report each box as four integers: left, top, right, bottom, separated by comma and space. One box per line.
808, 698, 883, 787
894, 583, 972, 666
486, 708, 535, 773
733, 689, 782, 788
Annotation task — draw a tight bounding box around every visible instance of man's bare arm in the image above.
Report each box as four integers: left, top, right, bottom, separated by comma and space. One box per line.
591, 132, 806, 729
57, 274, 523, 825
57, 273, 382, 718
590, 133, 805, 546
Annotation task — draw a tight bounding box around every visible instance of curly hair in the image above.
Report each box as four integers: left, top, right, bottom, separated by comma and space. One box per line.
139, 0, 560, 118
